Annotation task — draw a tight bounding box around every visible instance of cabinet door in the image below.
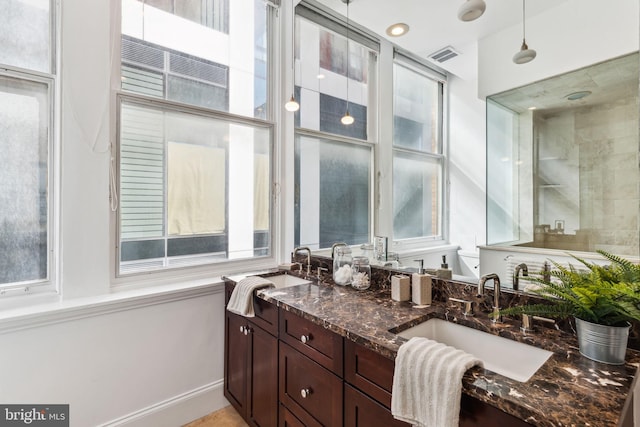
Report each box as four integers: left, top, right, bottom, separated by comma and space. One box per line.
248, 322, 278, 427
225, 311, 249, 415
344, 384, 410, 427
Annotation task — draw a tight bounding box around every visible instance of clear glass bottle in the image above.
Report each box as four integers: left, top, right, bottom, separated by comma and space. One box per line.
333, 246, 353, 286
351, 256, 371, 290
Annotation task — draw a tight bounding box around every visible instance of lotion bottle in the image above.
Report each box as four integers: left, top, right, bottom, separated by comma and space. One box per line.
412, 259, 432, 306
436, 255, 453, 279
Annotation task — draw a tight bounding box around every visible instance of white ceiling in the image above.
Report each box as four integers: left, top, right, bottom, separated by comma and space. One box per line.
315, 0, 569, 79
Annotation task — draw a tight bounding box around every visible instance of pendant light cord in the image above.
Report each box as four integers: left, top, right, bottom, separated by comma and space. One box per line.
522, 0, 526, 42
345, 0, 350, 114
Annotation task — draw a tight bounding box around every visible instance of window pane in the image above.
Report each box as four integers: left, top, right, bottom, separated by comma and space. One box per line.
393, 64, 440, 152
121, 0, 266, 119
0, 75, 50, 284
119, 100, 271, 273
0, 0, 51, 73
296, 16, 375, 141
393, 152, 441, 240
295, 134, 371, 248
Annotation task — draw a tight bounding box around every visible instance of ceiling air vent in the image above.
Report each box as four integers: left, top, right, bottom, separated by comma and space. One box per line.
428, 46, 459, 63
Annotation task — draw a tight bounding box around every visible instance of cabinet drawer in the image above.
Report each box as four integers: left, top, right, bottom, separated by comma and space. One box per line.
224, 281, 278, 336
279, 342, 343, 427
280, 309, 343, 375
344, 384, 410, 427
345, 340, 395, 409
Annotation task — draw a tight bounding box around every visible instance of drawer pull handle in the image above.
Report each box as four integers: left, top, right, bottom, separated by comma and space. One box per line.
300, 388, 312, 398
239, 326, 245, 334
244, 326, 251, 335
300, 334, 311, 344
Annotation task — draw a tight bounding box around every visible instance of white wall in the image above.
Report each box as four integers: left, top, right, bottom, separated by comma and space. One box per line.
448, 70, 486, 256
0, 289, 226, 427
478, 0, 639, 98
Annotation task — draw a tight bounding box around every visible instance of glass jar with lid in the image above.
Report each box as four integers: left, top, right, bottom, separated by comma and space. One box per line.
351, 256, 371, 290
333, 246, 353, 286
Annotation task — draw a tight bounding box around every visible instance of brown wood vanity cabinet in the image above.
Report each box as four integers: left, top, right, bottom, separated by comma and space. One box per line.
224, 281, 533, 427
224, 282, 279, 427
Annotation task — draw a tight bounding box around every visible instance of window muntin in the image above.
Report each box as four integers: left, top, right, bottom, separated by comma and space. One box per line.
392, 61, 445, 241
119, 98, 272, 274
295, 15, 375, 141
294, 134, 371, 249
0, 0, 53, 74
121, 0, 267, 120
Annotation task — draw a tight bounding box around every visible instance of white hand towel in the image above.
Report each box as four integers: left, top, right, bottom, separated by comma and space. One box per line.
226, 276, 274, 317
391, 336, 483, 427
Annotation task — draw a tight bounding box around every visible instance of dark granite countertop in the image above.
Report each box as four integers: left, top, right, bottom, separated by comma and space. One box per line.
229, 270, 640, 427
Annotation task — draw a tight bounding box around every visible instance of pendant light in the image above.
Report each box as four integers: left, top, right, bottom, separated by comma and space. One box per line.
284, 4, 300, 112
512, 0, 536, 64
457, 0, 486, 22
340, 0, 354, 126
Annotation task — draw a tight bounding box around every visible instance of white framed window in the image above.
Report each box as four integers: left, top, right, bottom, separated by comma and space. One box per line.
117, 0, 275, 276
392, 56, 446, 244
293, 5, 379, 249
0, 0, 56, 295
292, 4, 448, 252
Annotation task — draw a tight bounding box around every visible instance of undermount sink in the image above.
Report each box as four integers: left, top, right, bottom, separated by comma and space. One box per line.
261, 274, 312, 289
395, 318, 553, 382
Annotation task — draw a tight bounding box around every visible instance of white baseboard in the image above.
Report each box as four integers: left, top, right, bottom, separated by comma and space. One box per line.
100, 380, 228, 427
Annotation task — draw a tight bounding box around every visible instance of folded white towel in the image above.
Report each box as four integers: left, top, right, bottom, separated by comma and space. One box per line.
391, 336, 483, 427
226, 276, 275, 317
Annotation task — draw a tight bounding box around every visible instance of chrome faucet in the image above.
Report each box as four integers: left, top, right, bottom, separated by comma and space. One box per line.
478, 273, 501, 323
513, 263, 529, 291
293, 246, 312, 274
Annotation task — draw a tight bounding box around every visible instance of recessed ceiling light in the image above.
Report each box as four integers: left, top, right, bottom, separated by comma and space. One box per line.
565, 91, 592, 101
528, 106, 537, 110
317, 73, 325, 79
386, 23, 409, 37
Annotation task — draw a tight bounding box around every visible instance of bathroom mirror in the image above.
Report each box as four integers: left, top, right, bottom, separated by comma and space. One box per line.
486, 52, 639, 256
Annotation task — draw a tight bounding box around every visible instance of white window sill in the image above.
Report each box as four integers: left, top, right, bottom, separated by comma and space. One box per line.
0, 278, 225, 335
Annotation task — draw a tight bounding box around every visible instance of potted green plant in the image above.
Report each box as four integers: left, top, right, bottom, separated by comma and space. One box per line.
501, 250, 640, 365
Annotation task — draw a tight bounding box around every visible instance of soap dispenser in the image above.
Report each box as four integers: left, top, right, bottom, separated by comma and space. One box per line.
437, 255, 453, 279
412, 259, 432, 306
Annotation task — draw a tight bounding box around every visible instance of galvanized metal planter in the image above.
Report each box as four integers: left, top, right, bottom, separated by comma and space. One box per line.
575, 318, 630, 365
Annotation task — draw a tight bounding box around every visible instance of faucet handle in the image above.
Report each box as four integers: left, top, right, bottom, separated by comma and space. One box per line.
449, 297, 474, 316
316, 267, 328, 280
520, 314, 556, 333
521, 313, 534, 333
